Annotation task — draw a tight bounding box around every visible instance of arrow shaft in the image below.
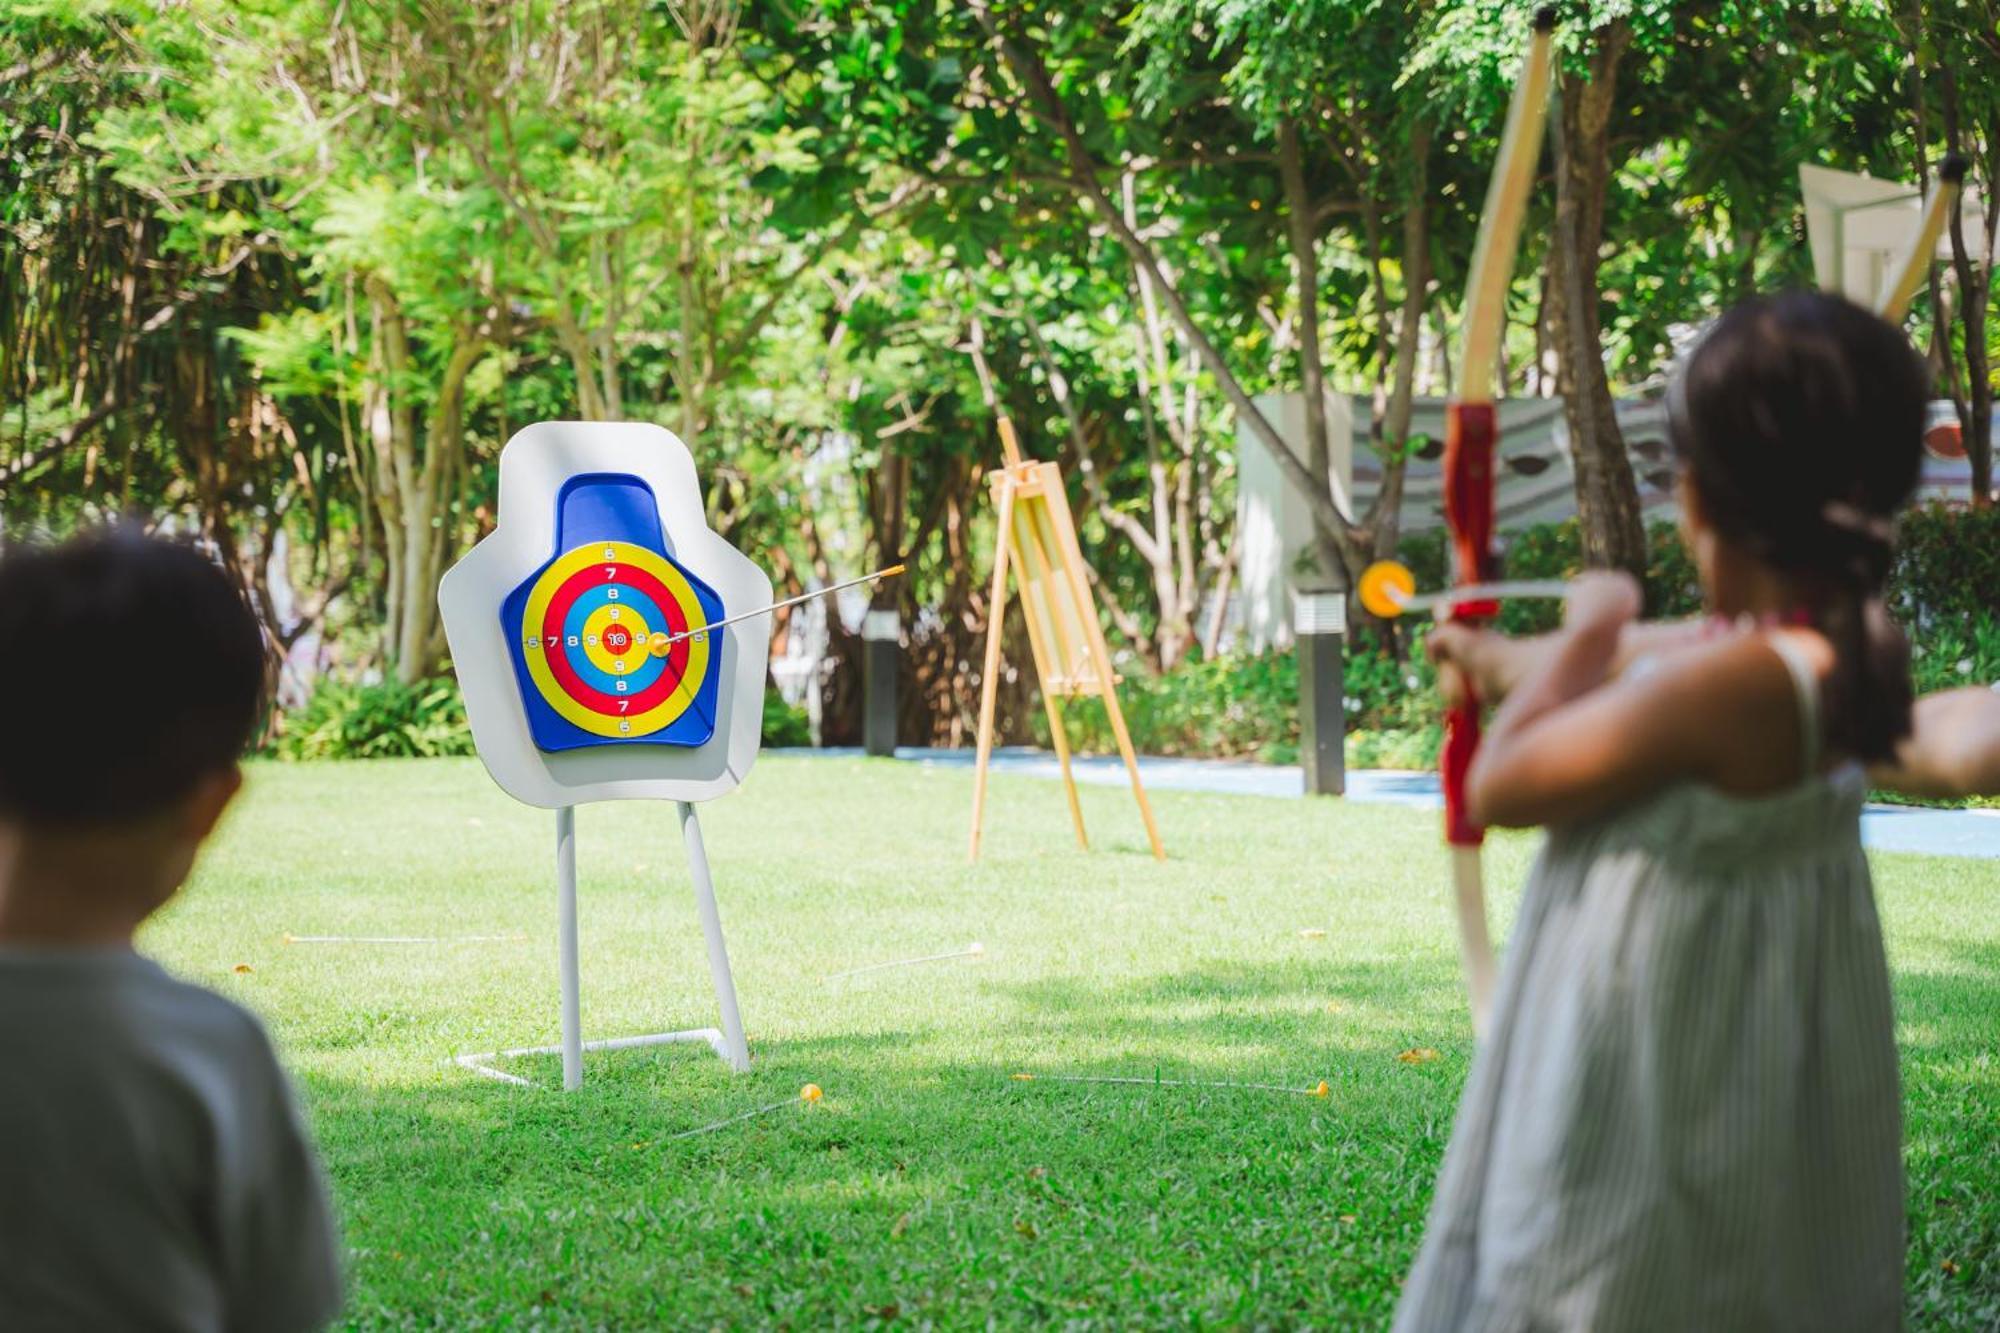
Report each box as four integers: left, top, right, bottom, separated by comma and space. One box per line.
655, 564, 904, 649
1394, 579, 1570, 616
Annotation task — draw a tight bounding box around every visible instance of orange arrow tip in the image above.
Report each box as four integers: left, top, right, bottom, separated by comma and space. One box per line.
881, 564, 907, 578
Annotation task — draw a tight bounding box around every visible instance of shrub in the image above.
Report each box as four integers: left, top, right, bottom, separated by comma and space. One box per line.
1061, 510, 1992, 776
270, 679, 477, 761
1893, 503, 2000, 635
274, 675, 821, 759
1033, 650, 1300, 764
762, 691, 813, 747
1029, 635, 1445, 768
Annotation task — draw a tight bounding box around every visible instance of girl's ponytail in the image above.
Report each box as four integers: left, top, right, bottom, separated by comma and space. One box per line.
1813, 503, 1909, 764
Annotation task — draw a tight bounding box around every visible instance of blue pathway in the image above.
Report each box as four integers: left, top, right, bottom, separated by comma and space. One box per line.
788, 746, 2000, 861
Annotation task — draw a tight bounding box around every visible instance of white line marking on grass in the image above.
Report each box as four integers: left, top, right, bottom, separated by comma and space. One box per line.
826, 941, 984, 981
1010, 1073, 1332, 1098
670, 1084, 825, 1139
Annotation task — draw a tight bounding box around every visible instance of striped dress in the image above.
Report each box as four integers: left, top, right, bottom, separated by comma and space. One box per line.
1393, 635, 1904, 1331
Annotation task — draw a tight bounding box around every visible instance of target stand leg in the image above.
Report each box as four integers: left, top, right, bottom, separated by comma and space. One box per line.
453, 803, 752, 1089
558, 805, 583, 1090
680, 801, 751, 1072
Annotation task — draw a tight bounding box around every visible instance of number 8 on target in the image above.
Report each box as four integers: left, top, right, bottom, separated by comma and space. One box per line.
499, 471, 727, 753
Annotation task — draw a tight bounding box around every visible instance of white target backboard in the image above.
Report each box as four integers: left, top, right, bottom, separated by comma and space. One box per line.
439, 421, 772, 807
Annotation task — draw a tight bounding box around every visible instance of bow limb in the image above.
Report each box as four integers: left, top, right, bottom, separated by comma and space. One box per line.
1442, 8, 1557, 1041
1876, 154, 1967, 325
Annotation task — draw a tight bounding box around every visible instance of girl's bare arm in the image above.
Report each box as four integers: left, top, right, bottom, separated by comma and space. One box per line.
1428, 618, 1709, 709
1868, 686, 2000, 798
1466, 609, 1816, 830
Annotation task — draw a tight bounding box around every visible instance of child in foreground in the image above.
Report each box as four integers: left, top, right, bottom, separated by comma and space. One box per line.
1395, 291, 1925, 1331
0, 531, 342, 1331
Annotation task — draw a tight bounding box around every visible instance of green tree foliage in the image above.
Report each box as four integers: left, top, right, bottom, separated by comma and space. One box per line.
3, 0, 1992, 741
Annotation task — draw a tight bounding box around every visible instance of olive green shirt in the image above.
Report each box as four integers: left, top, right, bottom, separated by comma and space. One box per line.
0, 949, 342, 1331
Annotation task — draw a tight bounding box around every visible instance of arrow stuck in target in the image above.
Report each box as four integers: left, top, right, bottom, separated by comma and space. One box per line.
646, 563, 908, 654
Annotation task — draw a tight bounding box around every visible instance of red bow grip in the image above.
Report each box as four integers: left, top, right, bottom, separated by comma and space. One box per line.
1441, 402, 1500, 848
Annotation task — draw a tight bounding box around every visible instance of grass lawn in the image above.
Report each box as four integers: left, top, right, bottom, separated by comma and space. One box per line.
149, 756, 1999, 1328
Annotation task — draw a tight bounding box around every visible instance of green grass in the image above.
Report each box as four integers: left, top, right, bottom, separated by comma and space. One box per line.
146, 757, 2000, 1328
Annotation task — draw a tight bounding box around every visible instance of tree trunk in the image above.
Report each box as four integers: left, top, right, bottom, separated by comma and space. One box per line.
1278, 119, 1347, 581
365, 276, 485, 682
1545, 20, 1647, 574
970, 5, 1353, 556
1940, 67, 1995, 506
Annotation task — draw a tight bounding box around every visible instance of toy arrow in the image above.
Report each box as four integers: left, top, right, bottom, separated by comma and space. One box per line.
647, 564, 906, 654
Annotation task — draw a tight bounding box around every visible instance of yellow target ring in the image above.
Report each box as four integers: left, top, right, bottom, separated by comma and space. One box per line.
520, 540, 713, 738
581, 603, 653, 676
1358, 560, 1417, 619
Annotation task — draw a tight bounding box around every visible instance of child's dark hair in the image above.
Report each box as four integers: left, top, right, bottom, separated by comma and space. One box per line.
1667, 290, 1926, 763
0, 529, 269, 825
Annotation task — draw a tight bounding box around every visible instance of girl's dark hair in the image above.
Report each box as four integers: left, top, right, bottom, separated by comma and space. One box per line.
0, 528, 270, 825
1666, 290, 1927, 763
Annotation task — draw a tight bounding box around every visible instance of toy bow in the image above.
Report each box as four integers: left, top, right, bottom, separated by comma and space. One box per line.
1440, 7, 1557, 1041
1875, 154, 1967, 324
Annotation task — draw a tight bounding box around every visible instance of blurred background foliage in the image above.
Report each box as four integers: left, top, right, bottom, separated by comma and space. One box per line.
3, 0, 1994, 762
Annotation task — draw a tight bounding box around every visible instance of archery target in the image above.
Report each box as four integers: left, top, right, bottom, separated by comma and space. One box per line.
516, 540, 715, 740
497, 470, 727, 755
440, 422, 770, 808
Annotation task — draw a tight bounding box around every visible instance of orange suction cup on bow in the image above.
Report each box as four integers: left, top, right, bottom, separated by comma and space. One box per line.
1358, 561, 1417, 619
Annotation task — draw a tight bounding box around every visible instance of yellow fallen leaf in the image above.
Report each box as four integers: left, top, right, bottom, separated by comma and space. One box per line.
232, 963, 253, 974
1298, 928, 1327, 939
1396, 1047, 1440, 1065
1010, 1072, 1036, 1081
799, 1083, 824, 1103
1340, 1213, 1358, 1224
1940, 1258, 1960, 1276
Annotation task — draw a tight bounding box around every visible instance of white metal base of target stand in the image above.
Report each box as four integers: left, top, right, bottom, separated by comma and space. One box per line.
455, 802, 750, 1090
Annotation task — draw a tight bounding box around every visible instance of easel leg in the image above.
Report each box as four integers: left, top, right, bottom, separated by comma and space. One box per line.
1036, 472, 1165, 861
680, 802, 750, 1072
1099, 685, 1166, 861
1010, 500, 1088, 850
556, 806, 583, 1091
969, 476, 1017, 862
1042, 697, 1088, 850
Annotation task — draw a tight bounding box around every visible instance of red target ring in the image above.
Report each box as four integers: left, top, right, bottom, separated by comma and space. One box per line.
540, 562, 695, 718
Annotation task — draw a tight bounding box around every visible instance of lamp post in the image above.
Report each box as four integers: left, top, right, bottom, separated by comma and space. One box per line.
862, 607, 900, 757
1292, 578, 1346, 797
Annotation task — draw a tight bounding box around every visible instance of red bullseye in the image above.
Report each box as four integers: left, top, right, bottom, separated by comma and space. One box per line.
603, 625, 634, 654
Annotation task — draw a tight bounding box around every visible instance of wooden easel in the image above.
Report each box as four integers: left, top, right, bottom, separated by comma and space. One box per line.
967, 415, 1165, 862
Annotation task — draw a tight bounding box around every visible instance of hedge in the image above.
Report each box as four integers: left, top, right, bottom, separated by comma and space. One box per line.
1041, 508, 1999, 776
267, 677, 814, 759
273, 509, 1993, 770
